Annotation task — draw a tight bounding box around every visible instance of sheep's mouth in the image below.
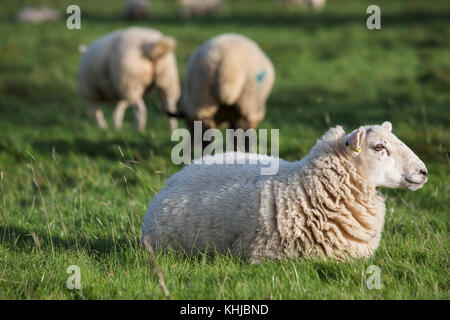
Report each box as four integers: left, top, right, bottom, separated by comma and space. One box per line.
405, 178, 420, 184
404, 177, 426, 190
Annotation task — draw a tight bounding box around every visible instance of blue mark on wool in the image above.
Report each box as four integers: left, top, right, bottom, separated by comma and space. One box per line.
256, 70, 267, 84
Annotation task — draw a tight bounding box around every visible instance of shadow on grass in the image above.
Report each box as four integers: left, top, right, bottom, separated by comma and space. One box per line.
0, 136, 175, 167
0, 224, 247, 265
31, 137, 172, 161
1, 224, 136, 257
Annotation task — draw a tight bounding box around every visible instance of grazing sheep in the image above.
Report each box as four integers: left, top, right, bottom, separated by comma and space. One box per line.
124, 0, 151, 20
180, 0, 223, 18
16, 6, 60, 23
181, 33, 275, 142
78, 27, 180, 132
142, 122, 428, 262
278, 0, 326, 11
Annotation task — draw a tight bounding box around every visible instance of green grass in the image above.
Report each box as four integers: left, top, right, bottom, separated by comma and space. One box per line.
0, 0, 449, 299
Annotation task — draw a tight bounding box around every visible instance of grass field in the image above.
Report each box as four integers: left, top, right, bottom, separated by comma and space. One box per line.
0, 0, 448, 299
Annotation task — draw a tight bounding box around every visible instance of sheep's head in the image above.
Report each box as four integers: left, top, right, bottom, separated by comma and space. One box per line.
345, 121, 428, 191
142, 36, 181, 130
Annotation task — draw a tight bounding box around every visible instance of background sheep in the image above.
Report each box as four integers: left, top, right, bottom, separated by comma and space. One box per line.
278, 0, 327, 11
180, 0, 223, 18
16, 6, 60, 23
78, 27, 180, 132
181, 33, 275, 144
124, 0, 151, 20
142, 122, 428, 262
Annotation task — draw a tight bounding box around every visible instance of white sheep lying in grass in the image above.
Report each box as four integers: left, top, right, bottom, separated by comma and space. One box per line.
78, 27, 180, 132
142, 122, 428, 262
181, 33, 275, 137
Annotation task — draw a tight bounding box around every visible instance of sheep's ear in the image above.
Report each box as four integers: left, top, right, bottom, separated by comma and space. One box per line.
381, 121, 392, 132
322, 125, 345, 141
144, 37, 176, 60
346, 127, 365, 153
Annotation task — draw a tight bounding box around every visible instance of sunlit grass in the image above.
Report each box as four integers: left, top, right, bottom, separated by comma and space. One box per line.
0, 0, 448, 299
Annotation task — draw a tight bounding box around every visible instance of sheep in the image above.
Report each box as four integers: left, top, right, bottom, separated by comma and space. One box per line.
181, 33, 275, 147
142, 122, 428, 262
16, 6, 60, 23
278, 0, 327, 11
78, 27, 180, 132
124, 0, 151, 20
180, 0, 223, 18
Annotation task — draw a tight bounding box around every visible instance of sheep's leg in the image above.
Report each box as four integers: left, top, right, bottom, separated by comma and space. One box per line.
113, 100, 129, 130
232, 117, 258, 153
188, 103, 219, 152
201, 118, 217, 151
230, 121, 242, 152
133, 99, 147, 132
91, 104, 108, 129
168, 117, 178, 132
185, 116, 217, 156
164, 99, 178, 132
158, 89, 179, 132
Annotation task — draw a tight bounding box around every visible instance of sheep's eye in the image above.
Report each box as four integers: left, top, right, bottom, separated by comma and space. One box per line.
374, 144, 384, 151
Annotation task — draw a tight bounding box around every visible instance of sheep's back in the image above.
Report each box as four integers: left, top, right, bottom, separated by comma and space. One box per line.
142, 153, 285, 256
78, 31, 121, 101
182, 34, 274, 119
78, 27, 162, 103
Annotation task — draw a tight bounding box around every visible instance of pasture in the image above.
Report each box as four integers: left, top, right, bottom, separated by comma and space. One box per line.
0, 0, 448, 299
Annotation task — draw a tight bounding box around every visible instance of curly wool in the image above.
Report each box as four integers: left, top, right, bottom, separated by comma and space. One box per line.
142, 126, 386, 262
251, 127, 385, 261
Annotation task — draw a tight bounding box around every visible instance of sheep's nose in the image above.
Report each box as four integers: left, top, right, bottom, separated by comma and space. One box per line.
419, 168, 428, 177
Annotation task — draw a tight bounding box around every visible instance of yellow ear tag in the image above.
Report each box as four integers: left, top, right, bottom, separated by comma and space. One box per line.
346, 142, 361, 153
